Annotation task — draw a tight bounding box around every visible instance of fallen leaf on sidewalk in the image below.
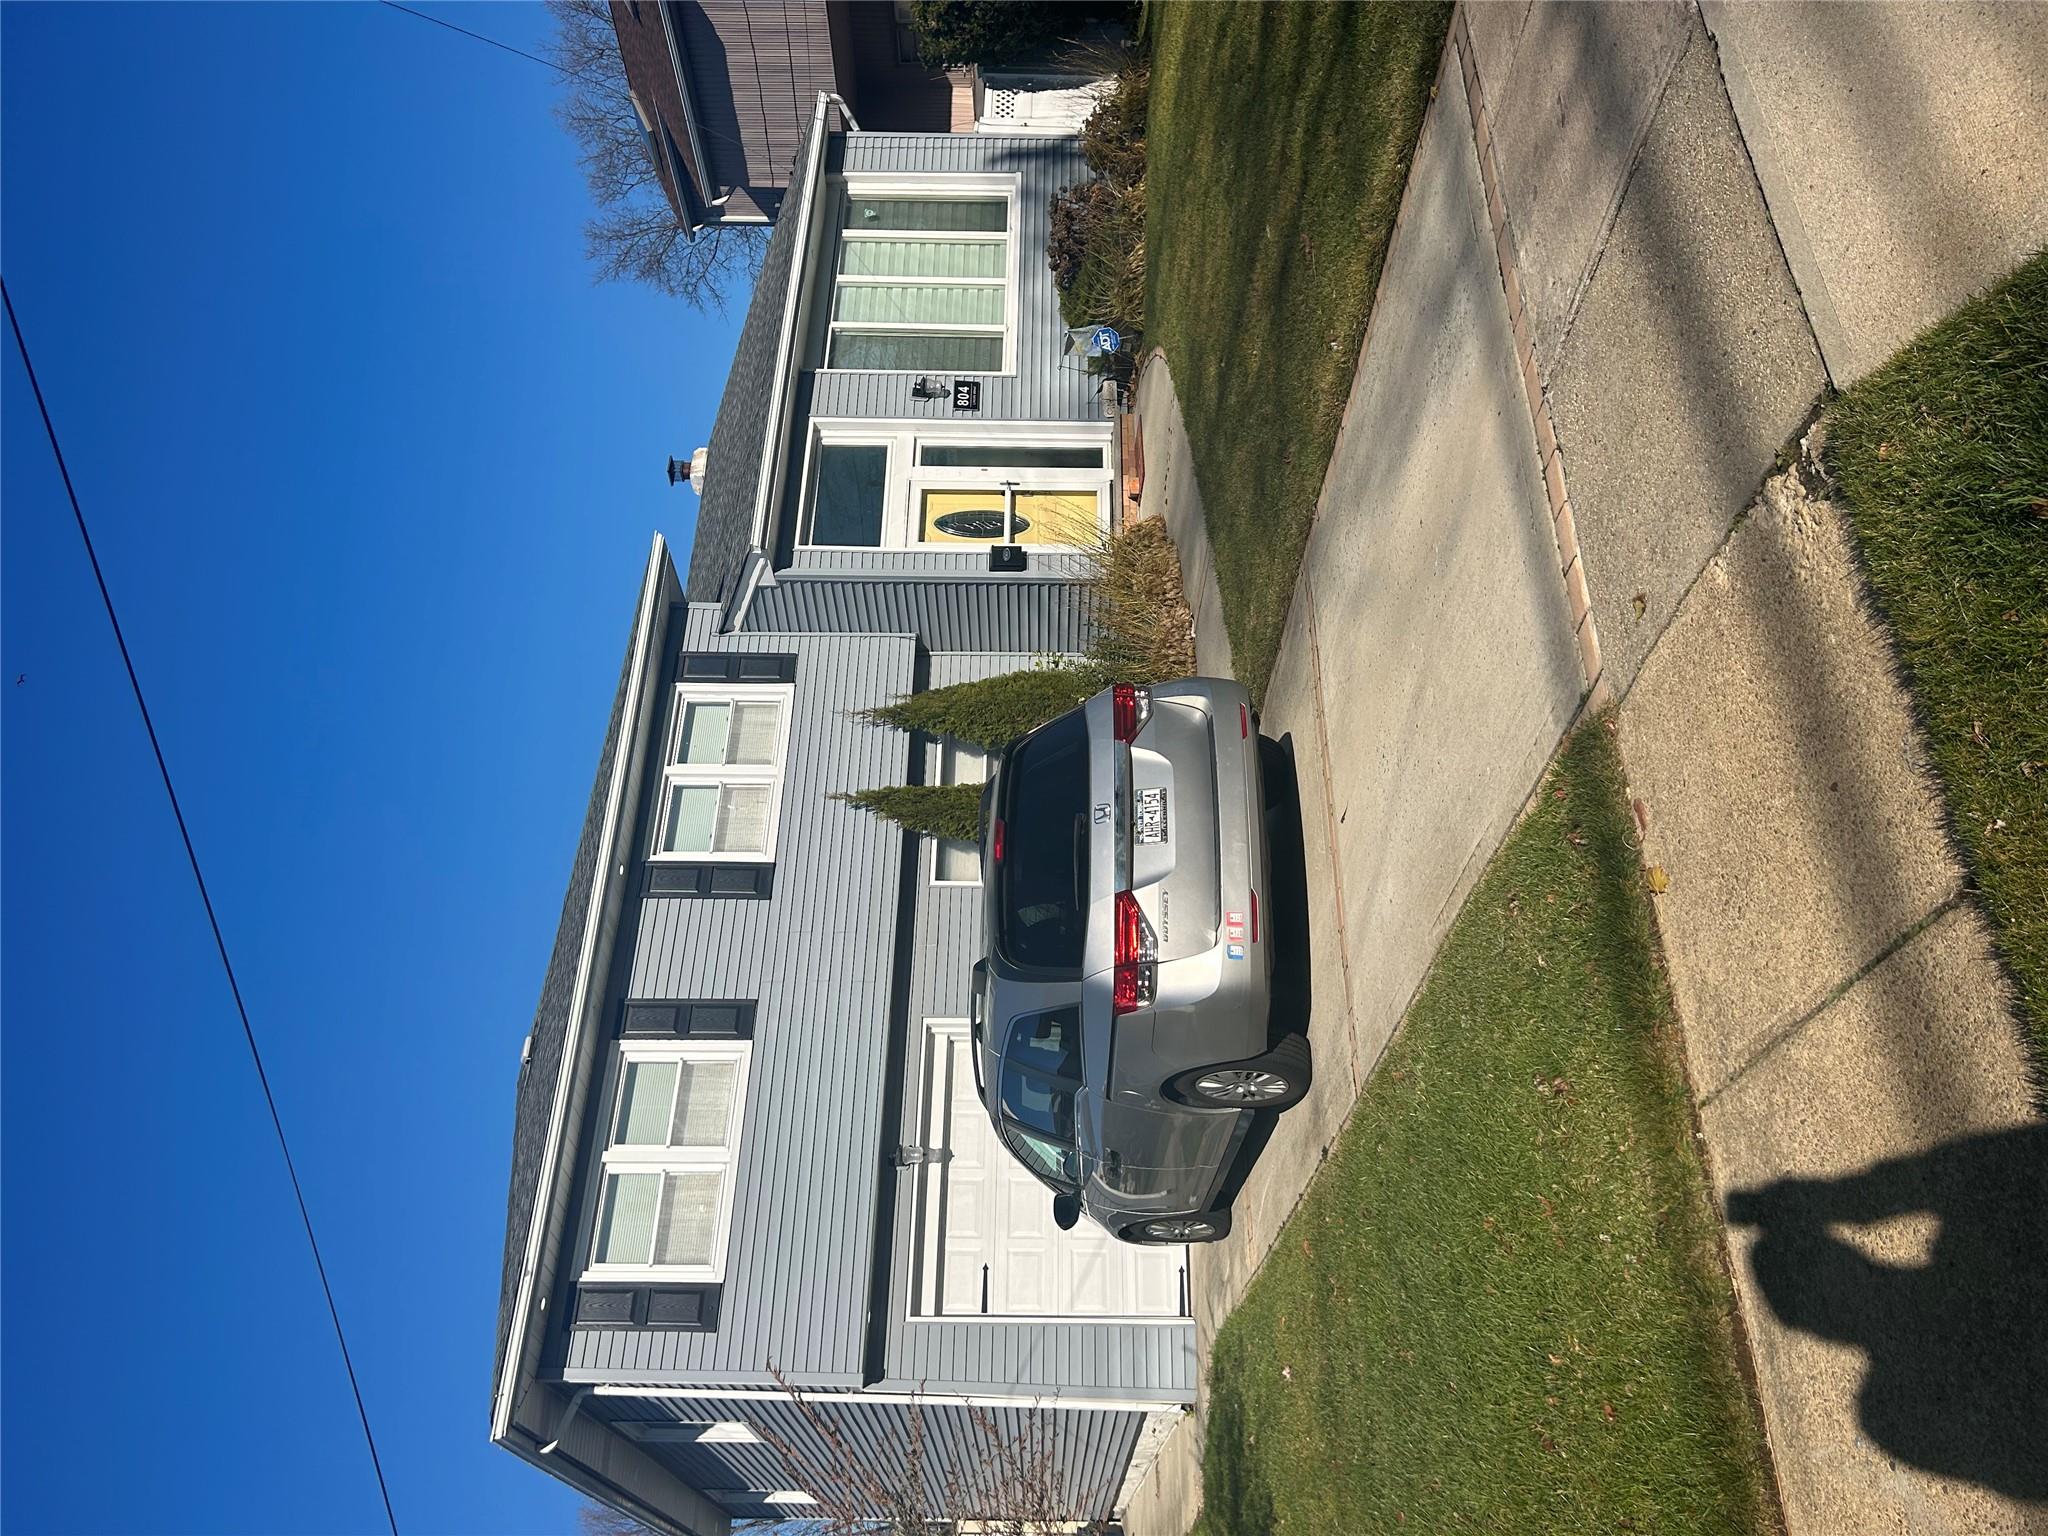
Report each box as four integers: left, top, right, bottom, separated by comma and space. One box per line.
1632, 592, 1647, 618
1632, 797, 1648, 833
1646, 865, 1670, 894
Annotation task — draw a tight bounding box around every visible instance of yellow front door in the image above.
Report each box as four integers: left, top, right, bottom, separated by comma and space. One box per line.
919, 488, 1098, 547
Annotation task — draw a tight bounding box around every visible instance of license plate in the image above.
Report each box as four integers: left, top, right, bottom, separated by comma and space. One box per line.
1136, 786, 1169, 844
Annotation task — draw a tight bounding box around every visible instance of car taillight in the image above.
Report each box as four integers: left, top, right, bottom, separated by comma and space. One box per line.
1111, 684, 1152, 743
1250, 888, 1259, 944
990, 818, 1005, 864
1112, 889, 1157, 1016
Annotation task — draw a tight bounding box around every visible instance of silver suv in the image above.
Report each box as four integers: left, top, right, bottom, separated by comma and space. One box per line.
972, 678, 1311, 1245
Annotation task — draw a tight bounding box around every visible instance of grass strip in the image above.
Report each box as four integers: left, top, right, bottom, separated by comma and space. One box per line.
1824, 249, 2048, 1086
1195, 721, 1778, 1535
1144, 0, 1449, 701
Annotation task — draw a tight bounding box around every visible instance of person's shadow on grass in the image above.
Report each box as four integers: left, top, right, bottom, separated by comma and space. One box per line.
1725, 1122, 2048, 1500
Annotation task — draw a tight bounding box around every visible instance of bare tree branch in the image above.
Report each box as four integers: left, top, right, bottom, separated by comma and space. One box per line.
544, 0, 766, 310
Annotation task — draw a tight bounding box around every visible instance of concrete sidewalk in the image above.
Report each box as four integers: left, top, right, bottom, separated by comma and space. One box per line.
1124, 42, 1586, 1535
1123, 3, 2048, 1532
1614, 448, 2046, 1534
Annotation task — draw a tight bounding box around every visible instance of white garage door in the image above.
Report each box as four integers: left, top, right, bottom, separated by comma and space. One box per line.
915, 1024, 1186, 1319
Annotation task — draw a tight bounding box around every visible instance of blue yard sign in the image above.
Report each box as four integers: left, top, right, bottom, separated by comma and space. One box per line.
1089, 325, 1122, 356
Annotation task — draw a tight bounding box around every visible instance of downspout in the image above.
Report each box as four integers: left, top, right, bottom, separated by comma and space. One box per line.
539, 1385, 594, 1455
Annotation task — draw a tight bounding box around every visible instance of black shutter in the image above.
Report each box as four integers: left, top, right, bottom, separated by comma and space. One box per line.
644, 863, 775, 898
573, 1284, 721, 1331
676, 652, 796, 683
617, 1000, 757, 1039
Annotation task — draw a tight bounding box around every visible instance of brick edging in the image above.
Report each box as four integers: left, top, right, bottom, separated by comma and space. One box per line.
1453, 7, 1610, 710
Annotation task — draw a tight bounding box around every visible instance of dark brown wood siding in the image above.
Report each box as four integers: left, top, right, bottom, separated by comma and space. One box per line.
836, 0, 953, 131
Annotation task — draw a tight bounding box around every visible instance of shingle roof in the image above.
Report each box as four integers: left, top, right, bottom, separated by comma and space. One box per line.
492, 537, 677, 1417
682, 108, 821, 604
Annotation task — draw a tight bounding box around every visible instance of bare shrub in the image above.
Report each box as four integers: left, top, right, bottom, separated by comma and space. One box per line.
748, 1365, 1078, 1534
1084, 518, 1197, 684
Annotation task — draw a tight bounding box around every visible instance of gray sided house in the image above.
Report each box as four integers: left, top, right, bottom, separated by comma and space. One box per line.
491, 100, 1188, 1533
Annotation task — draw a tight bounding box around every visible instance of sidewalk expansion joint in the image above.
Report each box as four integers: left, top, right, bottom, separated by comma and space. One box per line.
1698, 890, 1968, 1111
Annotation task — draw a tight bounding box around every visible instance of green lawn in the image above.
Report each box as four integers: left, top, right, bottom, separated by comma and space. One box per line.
1144, 0, 1450, 701
1824, 251, 2048, 1090
1194, 723, 1779, 1535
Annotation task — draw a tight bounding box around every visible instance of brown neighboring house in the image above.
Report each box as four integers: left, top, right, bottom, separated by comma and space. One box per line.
611, 1, 957, 228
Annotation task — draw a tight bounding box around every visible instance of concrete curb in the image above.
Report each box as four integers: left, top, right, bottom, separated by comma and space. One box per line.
1453, 6, 1612, 713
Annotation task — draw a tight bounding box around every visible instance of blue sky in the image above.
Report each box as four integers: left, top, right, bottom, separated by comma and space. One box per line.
2, 5, 742, 1531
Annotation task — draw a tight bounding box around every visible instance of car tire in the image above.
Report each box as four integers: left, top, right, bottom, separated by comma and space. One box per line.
1123, 1212, 1231, 1244
1169, 1032, 1312, 1112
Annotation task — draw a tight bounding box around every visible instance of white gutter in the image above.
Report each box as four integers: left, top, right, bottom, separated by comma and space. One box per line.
722, 89, 836, 634
655, 0, 717, 215
491, 533, 671, 1447
586, 1384, 1192, 1415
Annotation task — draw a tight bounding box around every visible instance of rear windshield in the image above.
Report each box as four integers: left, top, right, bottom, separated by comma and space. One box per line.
996, 711, 1091, 972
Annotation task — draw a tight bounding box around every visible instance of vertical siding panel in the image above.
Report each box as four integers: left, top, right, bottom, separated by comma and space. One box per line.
571, 622, 915, 1388
812, 133, 1097, 423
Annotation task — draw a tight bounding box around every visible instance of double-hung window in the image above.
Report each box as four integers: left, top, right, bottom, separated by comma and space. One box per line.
587, 1040, 751, 1281
652, 683, 792, 861
932, 738, 988, 884
827, 180, 1014, 374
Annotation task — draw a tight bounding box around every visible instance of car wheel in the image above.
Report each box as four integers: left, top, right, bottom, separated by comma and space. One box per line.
1125, 1213, 1230, 1244
1171, 1033, 1311, 1111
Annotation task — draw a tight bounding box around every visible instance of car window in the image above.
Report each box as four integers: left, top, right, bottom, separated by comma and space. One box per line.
1000, 1061, 1075, 1142
1002, 1123, 1080, 1192
998, 1007, 1082, 1171
996, 712, 1090, 973
1006, 1006, 1081, 1081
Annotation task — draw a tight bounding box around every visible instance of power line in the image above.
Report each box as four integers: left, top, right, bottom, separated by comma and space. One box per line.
375, 0, 755, 158
379, 0, 562, 75
1, 279, 401, 1536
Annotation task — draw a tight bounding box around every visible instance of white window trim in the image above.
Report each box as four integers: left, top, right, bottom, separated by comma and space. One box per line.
930, 737, 987, 886
648, 682, 794, 863
796, 418, 1114, 554
821, 173, 1021, 378
582, 1037, 753, 1284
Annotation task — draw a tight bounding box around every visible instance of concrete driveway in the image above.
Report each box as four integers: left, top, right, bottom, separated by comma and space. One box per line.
1123, 46, 1586, 1534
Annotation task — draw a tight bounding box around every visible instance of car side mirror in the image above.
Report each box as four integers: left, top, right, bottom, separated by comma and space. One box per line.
1051, 1193, 1082, 1231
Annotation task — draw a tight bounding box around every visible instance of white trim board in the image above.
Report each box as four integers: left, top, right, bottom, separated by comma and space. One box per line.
492, 532, 672, 1446
585, 1384, 1192, 1413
